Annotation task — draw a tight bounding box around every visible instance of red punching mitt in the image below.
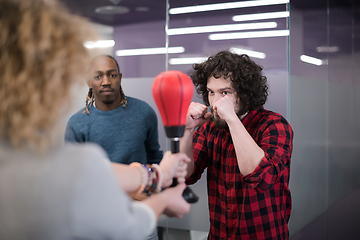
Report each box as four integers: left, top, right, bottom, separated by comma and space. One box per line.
152, 70, 194, 138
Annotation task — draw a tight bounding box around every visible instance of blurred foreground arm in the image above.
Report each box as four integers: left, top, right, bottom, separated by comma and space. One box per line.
111, 151, 191, 219
111, 151, 190, 192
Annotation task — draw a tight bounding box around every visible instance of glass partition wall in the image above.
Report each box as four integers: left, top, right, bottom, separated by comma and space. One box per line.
289, 1, 360, 239
109, 0, 360, 239
160, 1, 290, 239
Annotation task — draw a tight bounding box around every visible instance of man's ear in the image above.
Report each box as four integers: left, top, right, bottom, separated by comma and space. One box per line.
86, 79, 92, 88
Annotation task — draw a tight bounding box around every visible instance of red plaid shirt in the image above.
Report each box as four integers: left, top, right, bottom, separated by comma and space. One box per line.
186, 107, 293, 240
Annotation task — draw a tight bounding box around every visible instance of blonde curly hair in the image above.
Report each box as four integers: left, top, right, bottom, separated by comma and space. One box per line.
0, 0, 96, 151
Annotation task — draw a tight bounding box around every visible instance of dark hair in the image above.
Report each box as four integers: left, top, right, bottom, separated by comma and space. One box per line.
191, 50, 268, 113
105, 55, 120, 73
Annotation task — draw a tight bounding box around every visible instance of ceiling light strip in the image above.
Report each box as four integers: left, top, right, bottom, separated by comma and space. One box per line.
300, 55, 325, 66
169, 0, 289, 15
169, 57, 208, 65
316, 46, 339, 53
229, 47, 266, 59
167, 22, 277, 35
169, 48, 266, 65
232, 11, 289, 22
115, 47, 185, 56
209, 30, 289, 40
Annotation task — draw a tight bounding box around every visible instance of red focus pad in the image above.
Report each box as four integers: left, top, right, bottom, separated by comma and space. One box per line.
152, 70, 193, 127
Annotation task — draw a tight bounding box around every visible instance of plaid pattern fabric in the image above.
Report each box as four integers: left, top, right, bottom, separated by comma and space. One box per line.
186, 107, 293, 240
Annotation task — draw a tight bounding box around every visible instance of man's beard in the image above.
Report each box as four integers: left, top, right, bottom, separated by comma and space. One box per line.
102, 99, 115, 105
212, 114, 229, 130
211, 107, 247, 130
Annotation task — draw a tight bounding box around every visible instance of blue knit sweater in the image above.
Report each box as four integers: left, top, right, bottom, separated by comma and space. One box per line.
65, 96, 163, 165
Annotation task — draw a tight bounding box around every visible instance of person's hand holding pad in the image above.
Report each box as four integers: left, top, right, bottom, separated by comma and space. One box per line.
158, 183, 190, 218
159, 151, 190, 188
142, 152, 191, 218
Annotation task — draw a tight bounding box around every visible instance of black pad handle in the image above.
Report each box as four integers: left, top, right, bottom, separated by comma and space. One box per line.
170, 139, 198, 204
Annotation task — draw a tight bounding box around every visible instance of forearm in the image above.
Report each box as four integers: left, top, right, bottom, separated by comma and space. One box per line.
180, 129, 195, 178
111, 163, 143, 193
141, 191, 167, 219
227, 117, 264, 176
142, 183, 190, 219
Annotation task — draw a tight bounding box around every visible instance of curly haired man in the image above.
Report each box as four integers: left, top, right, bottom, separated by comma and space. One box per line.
180, 50, 294, 240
